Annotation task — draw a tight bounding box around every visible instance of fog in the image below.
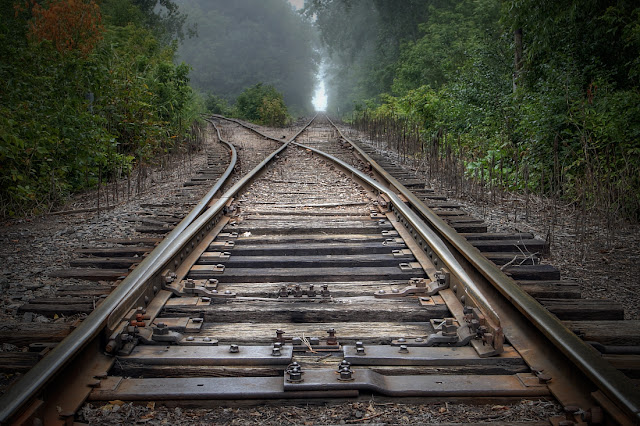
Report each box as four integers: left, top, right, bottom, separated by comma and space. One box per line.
312, 80, 327, 111
175, 0, 318, 114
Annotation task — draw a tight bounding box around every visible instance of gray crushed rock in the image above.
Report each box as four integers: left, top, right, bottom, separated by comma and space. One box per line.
80, 398, 561, 425
340, 124, 640, 320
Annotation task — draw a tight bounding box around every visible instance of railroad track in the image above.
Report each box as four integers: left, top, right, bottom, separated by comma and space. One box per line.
1, 115, 639, 425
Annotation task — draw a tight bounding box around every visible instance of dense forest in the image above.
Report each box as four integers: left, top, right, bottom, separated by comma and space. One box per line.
0, 0, 202, 216
0, 0, 315, 217
2, 0, 638, 222
175, 0, 318, 116
307, 0, 640, 221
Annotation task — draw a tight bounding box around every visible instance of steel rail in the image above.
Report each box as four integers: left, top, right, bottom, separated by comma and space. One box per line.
0, 117, 312, 424
289, 139, 500, 322
107, 115, 315, 331
210, 114, 296, 143
214, 115, 500, 323
0, 122, 237, 423
324, 116, 640, 422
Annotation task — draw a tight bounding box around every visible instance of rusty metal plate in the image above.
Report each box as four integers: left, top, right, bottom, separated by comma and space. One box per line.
283, 369, 549, 397
122, 345, 292, 365
165, 297, 211, 307
152, 317, 203, 333
89, 376, 358, 401
344, 345, 522, 366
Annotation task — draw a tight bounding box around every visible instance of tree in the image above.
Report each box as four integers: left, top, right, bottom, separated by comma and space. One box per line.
234, 83, 289, 127
20, 0, 104, 55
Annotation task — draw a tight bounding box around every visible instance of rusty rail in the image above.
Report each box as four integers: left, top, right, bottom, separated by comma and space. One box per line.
323, 115, 640, 423
0, 117, 315, 424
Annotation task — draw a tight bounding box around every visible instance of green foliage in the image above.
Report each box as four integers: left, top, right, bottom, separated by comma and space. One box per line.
234, 83, 289, 127
334, 0, 640, 220
205, 94, 230, 115
304, 0, 431, 114
0, 0, 204, 217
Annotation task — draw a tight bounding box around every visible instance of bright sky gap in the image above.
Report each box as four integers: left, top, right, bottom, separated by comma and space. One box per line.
312, 79, 327, 111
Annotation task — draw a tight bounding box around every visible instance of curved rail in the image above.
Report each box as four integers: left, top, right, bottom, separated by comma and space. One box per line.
323, 116, 640, 423
170, 114, 640, 421
0, 115, 323, 424
9, 114, 636, 423
209, 114, 311, 144
0, 123, 240, 423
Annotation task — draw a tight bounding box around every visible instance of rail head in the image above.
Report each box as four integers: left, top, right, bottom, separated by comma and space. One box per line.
0, 117, 318, 424
323, 115, 640, 423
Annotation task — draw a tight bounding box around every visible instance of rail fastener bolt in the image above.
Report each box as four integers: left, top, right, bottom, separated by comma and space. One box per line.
327, 328, 338, 345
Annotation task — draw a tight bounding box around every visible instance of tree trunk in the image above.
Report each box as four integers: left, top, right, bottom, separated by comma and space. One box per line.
513, 28, 523, 92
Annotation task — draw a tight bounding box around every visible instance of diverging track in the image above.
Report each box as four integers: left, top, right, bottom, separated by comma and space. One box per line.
1, 115, 639, 425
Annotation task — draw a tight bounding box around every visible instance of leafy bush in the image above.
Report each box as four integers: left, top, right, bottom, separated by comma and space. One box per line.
0, 0, 203, 217
205, 94, 230, 115
337, 0, 640, 221
233, 83, 289, 127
